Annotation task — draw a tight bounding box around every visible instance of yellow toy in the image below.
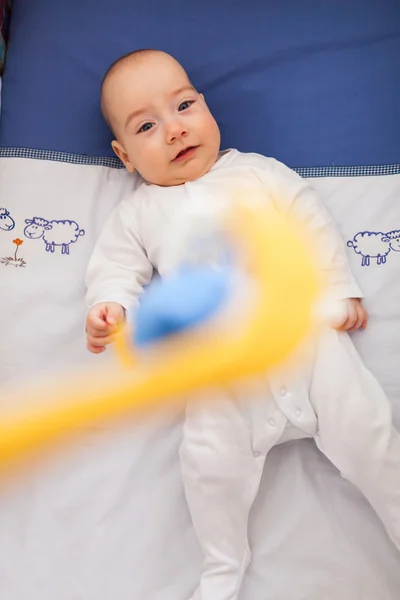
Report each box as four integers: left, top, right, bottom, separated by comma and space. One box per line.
0, 201, 320, 475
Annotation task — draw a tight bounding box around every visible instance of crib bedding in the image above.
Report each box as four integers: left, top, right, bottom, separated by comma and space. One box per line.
1, 158, 399, 600
0, 1, 400, 599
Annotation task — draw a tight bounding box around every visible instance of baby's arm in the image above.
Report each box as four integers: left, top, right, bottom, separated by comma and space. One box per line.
85, 200, 153, 353
255, 157, 366, 331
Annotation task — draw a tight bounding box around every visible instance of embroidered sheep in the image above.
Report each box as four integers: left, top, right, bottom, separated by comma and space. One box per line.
23, 217, 85, 255
347, 230, 400, 266
0, 208, 15, 231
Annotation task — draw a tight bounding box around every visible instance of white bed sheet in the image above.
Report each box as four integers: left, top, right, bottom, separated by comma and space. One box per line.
0, 158, 399, 599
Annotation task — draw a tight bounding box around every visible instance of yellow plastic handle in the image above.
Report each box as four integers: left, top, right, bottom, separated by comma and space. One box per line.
0, 202, 320, 475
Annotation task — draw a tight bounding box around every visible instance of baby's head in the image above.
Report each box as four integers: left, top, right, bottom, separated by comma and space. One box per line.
101, 50, 221, 186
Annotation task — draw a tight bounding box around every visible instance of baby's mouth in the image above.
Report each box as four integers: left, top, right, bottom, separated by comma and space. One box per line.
173, 146, 198, 162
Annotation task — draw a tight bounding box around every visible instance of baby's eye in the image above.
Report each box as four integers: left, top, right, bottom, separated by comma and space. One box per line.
178, 100, 193, 112
138, 122, 154, 133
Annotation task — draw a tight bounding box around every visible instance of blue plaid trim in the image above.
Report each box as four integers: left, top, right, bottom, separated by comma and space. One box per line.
294, 164, 400, 178
0, 147, 124, 168
0, 147, 399, 176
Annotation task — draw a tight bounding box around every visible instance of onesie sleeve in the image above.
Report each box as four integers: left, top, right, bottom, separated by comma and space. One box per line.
85, 198, 153, 312
254, 156, 363, 301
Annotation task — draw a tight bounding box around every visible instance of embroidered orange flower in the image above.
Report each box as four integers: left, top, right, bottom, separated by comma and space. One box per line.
13, 238, 23, 246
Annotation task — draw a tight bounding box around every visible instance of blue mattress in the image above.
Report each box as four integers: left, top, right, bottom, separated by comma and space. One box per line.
0, 0, 399, 168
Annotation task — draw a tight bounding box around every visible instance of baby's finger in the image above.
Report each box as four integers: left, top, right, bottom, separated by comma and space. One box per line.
348, 314, 364, 331
88, 333, 116, 346
352, 303, 369, 330
87, 311, 109, 332
87, 340, 106, 354
359, 308, 368, 330
105, 304, 125, 330
337, 320, 353, 332
361, 307, 368, 329
340, 308, 358, 331
87, 326, 115, 339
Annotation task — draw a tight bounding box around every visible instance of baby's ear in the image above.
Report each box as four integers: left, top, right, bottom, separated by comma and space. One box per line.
111, 140, 136, 173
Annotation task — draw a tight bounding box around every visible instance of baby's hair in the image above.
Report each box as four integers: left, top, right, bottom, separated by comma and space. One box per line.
100, 48, 160, 129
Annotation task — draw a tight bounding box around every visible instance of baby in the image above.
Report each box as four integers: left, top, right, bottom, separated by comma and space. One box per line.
86, 50, 400, 600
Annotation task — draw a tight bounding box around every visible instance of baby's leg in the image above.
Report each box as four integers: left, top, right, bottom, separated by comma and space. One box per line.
180, 390, 283, 600
310, 329, 400, 550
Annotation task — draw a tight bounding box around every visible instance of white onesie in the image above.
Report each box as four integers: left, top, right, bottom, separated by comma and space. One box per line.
86, 150, 400, 600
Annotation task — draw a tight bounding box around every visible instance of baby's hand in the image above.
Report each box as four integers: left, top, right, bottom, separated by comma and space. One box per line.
86, 302, 125, 354
331, 298, 368, 332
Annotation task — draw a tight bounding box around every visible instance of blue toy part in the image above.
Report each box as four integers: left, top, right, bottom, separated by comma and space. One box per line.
133, 266, 235, 348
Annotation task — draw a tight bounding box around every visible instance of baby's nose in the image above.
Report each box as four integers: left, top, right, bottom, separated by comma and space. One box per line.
166, 119, 188, 142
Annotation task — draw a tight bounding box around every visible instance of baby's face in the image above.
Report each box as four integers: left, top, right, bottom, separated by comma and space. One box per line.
106, 54, 221, 186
